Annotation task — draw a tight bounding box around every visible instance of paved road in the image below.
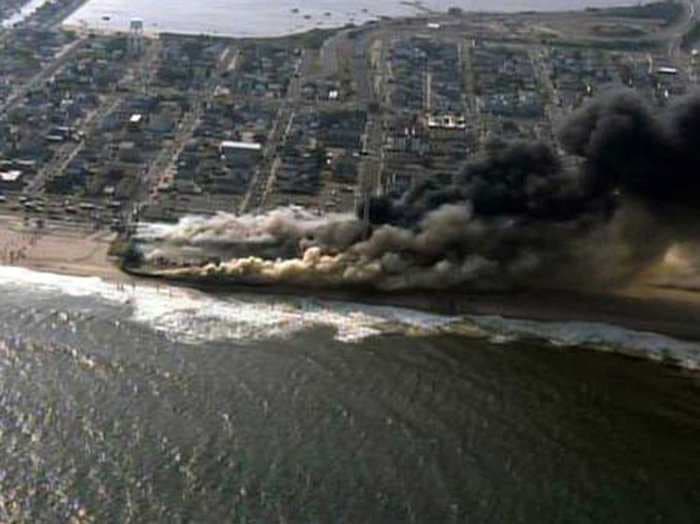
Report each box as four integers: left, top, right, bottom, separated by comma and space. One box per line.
28, 95, 123, 194
140, 46, 240, 205
239, 106, 295, 213
239, 52, 305, 213
0, 0, 90, 112
28, 40, 163, 195
320, 34, 340, 78
0, 38, 89, 114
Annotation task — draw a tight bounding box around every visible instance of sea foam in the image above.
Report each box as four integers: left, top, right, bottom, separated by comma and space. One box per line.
0, 266, 456, 344
0, 266, 698, 368
465, 315, 700, 369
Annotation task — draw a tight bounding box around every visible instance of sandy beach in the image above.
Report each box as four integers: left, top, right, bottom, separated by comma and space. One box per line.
0, 214, 127, 282
3, 213, 700, 347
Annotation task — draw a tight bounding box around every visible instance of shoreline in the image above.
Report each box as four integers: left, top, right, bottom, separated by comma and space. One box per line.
133, 271, 700, 343
3, 217, 700, 350
0, 217, 131, 283
59, 0, 647, 41
3, 229, 700, 371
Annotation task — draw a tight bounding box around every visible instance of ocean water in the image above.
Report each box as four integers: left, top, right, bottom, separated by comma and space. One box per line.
64, 0, 637, 37
0, 266, 699, 521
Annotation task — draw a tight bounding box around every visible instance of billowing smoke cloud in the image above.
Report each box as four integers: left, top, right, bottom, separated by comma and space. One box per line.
141, 208, 364, 262
135, 90, 700, 292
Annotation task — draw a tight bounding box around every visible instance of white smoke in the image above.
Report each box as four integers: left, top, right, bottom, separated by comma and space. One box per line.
137, 204, 532, 291
134, 199, 666, 292
140, 206, 354, 248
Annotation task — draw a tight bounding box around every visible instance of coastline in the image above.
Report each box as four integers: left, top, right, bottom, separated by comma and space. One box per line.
129, 270, 700, 344
1, 222, 699, 371
60, 0, 644, 40
0, 216, 130, 283
3, 212, 700, 349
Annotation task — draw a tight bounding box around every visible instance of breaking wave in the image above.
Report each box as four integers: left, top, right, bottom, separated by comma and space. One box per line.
466, 315, 700, 370
0, 266, 457, 343
0, 266, 698, 368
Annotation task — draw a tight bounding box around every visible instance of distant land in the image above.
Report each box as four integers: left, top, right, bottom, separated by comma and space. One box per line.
64, 0, 638, 38
2, 0, 51, 27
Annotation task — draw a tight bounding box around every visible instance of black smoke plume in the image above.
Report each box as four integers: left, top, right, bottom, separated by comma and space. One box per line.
142, 90, 700, 292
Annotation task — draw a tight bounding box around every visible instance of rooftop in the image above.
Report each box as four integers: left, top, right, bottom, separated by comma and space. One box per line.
0, 170, 22, 182
220, 140, 263, 151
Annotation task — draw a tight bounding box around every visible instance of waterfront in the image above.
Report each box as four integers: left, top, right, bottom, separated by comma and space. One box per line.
0, 0, 698, 520
64, 0, 637, 37
0, 268, 698, 521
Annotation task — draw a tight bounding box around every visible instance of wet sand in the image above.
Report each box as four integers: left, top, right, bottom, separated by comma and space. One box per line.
20, 232, 119, 279
122, 265, 700, 344
3, 217, 700, 346
0, 216, 128, 282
